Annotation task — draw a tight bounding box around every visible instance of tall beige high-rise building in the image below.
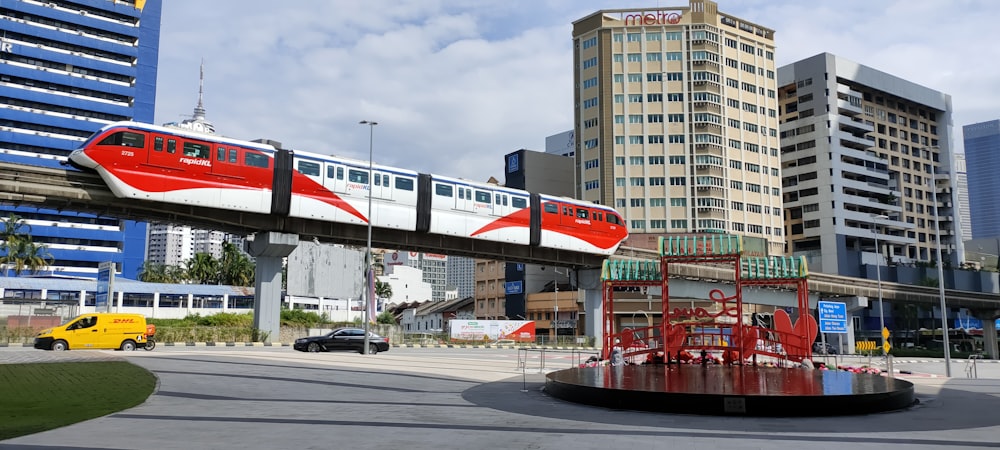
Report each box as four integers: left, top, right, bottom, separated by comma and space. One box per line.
572, 0, 784, 255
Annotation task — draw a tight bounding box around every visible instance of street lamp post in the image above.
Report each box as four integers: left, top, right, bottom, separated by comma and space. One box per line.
929, 165, 952, 376
871, 213, 889, 356
359, 120, 377, 355
551, 267, 570, 344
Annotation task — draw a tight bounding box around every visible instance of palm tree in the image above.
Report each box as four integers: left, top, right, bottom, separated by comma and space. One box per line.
14, 239, 53, 275
219, 241, 254, 286
138, 261, 171, 283
186, 252, 220, 284
0, 213, 52, 276
375, 280, 393, 302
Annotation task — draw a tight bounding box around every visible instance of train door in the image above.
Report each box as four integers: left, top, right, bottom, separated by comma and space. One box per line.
325, 163, 347, 194
589, 209, 608, 240
559, 203, 578, 227
211, 145, 242, 179
371, 171, 391, 201
369, 171, 392, 228
147, 134, 176, 167
455, 185, 475, 213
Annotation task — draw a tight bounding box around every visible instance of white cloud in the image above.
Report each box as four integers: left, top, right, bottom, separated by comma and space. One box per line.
155, 0, 1000, 182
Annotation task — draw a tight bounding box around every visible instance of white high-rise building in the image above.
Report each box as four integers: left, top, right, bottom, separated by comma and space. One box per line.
778, 53, 962, 274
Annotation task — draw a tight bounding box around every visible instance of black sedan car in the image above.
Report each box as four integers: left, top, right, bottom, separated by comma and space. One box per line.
293, 327, 390, 354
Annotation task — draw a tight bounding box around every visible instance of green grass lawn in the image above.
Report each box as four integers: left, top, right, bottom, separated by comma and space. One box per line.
0, 362, 156, 440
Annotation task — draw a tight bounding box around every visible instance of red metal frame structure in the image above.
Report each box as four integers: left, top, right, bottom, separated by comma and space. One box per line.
601, 234, 813, 364
660, 234, 743, 361
600, 258, 661, 358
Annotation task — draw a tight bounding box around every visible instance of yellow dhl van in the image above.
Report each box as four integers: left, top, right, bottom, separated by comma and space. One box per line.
34, 313, 149, 351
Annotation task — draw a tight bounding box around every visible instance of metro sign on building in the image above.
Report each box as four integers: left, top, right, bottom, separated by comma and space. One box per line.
623, 11, 683, 26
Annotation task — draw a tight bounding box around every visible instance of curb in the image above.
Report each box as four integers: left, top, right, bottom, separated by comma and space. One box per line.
1, 342, 599, 350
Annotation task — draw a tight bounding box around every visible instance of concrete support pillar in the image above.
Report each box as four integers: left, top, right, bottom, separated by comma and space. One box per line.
247, 232, 299, 343
577, 268, 603, 345
983, 316, 999, 360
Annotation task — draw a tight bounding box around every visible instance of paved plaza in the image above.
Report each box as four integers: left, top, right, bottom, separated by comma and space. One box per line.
1, 347, 999, 450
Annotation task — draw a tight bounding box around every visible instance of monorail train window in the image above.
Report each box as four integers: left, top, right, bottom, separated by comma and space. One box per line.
607, 214, 621, 225
229, 149, 237, 163
435, 184, 453, 197
593, 211, 603, 221
458, 188, 465, 200
349, 169, 369, 184
183, 142, 210, 159
577, 208, 589, 219
167, 139, 176, 154
245, 152, 269, 168
544, 203, 558, 213
395, 177, 414, 191
374, 174, 381, 186
327, 166, 344, 180
298, 160, 320, 176
512, 197, 527, 209
154, 136, 163, 152
98, 131, 145, 148
216, 147, 226, 161
475, 191, 491, 203
383, 175, 389, 187
563, 206, 573, 216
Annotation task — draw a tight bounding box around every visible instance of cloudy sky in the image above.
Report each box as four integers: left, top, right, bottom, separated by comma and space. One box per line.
152, 0, 1000, 183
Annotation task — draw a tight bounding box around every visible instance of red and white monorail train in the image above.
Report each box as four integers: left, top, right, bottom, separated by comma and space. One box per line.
69, 122, 628, 255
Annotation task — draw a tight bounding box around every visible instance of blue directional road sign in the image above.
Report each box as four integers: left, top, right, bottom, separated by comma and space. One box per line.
818, 301, 848, 334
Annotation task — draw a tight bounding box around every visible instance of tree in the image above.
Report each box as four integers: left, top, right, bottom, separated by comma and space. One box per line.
219, 241, 254, 286
375, 280, 393, 302
375, 310, 396, 324
138, 261, 185, 283
0, 213, 53, 276
186, 252, 220, 284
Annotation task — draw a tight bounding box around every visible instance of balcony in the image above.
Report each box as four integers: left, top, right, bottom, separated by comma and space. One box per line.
837, 98, 862, 117
692, 102, 722, 113
694, 164, 725, 176
836, 130, 873, 150
839, 118, 874, 134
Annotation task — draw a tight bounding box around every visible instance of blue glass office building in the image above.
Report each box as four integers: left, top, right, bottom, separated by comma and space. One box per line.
0, 0, 161, 278
964, 120, 1000, 239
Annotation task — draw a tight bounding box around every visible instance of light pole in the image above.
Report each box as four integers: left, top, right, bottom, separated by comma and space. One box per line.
871, 213, 889, 356
929, 163, 952, 376
551, 267, 569, 344
359, 120, 377, 355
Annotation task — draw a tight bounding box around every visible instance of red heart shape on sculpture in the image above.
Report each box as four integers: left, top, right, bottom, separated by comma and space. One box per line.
773, 309, 817, 360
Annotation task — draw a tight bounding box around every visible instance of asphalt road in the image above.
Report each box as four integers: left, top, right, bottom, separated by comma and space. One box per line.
1, 347, 999, 450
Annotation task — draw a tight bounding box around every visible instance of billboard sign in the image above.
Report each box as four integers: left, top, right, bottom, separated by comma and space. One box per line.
450, 320, 535, 342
